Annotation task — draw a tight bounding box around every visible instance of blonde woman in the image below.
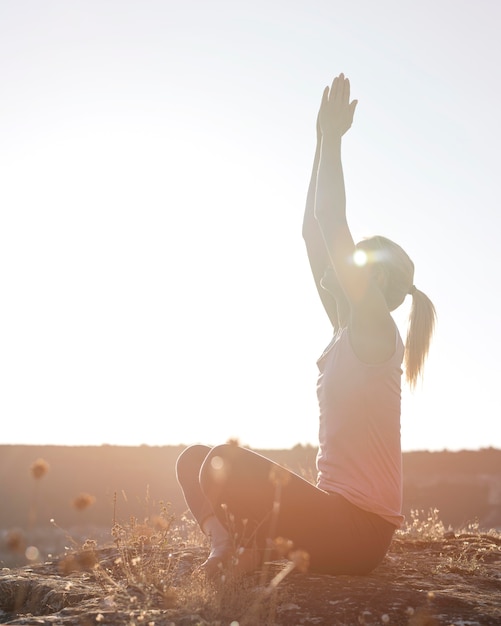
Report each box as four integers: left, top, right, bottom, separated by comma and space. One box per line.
176, 73, 436, 577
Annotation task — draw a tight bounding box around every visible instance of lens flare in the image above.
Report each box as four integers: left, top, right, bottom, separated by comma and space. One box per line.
210, 455, 224, 470
210, 455, 228, 483
25, 546, 40, 561
353, 249, 368, 267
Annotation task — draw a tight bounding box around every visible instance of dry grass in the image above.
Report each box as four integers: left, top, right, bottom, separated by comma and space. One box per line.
13, 498, 494, 626
46, 502, 301, 625
3, 506, 499, 625
1, 456, 500, 625
0, 456, 314, 624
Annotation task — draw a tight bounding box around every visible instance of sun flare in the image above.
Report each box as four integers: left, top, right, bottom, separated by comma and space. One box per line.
353, 249, 368, 267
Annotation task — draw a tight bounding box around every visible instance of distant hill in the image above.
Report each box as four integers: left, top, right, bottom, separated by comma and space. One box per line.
1, 445, 500, 533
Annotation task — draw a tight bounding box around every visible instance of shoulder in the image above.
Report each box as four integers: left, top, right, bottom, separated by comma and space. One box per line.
348, 315, 401, 365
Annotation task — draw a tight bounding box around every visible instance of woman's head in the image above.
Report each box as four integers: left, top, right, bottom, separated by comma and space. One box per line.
356, 235, 436, 388
355, 235, 414, 312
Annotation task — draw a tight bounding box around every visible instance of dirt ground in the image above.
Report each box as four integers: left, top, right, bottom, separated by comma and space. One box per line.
0, 531, 500, 625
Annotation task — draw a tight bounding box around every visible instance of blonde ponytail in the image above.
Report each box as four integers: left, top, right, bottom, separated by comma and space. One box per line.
356, 235, 436, 386
404, 287, 436, 388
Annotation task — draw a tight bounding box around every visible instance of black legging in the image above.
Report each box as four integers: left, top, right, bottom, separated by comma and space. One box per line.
175, 443, 395, 575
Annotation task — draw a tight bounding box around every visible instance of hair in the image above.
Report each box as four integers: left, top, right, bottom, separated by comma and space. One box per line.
356, 235, 436, 388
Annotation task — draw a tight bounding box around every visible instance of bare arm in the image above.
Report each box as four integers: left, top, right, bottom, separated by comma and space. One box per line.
302, 103, 348, 330
314, 74, 395, 362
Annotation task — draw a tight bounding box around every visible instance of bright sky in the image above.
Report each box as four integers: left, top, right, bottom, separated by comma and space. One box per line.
1, 0, 500, 452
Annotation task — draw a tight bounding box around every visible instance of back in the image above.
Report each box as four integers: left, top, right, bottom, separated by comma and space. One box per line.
316, 327, 405, 527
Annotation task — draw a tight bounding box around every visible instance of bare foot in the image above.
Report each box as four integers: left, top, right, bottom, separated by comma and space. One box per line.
197, 547, 260, 580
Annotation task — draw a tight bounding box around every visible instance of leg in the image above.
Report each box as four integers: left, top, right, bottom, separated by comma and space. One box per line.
175, 444, 214, 525
176, 444, 237, 575
199, 444, 395, 574
199, 444, 293, 549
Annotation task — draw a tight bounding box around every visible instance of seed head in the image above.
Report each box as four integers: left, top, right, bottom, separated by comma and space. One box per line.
273, 536, 294, 557
5, 529, 26, 553
289, 549, 310, 573
30, 458, 49, 480
72, 492, 96, 511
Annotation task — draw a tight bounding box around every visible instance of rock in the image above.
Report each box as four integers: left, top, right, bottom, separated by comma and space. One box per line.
1, 534, 500, 625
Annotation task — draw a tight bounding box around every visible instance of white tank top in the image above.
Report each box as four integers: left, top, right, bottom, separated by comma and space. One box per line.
316, 326, 405, 527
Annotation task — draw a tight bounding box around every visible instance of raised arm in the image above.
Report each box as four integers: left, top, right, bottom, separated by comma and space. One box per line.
314, 74, 395, 362
302, 99, 348, 330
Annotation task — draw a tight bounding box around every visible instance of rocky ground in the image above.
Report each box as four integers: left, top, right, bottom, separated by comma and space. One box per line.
1, 530, 500, 626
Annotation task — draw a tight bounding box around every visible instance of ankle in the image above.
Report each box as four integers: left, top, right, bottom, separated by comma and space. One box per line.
202, 515, 232, 558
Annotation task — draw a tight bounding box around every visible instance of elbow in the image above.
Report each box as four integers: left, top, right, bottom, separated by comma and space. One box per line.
302, 213, 318, 242
313, 208, 329, 231
313, 199, 329, 222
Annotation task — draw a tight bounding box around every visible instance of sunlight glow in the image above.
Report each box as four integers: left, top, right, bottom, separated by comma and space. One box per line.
353, 249, 368, 267
1, 1, 500, 453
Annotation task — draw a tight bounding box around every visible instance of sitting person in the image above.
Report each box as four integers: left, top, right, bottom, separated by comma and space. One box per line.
176, 72, 436, 577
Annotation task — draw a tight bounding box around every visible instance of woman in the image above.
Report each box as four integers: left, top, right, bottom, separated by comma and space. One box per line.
176, 73, 436, 577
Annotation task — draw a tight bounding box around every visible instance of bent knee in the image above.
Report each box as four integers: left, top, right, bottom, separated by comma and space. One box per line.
175, 444, 211, 483
199, 444, 240, 490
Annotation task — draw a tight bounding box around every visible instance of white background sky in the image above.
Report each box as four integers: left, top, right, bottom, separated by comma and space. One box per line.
1, 0, 500, 452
